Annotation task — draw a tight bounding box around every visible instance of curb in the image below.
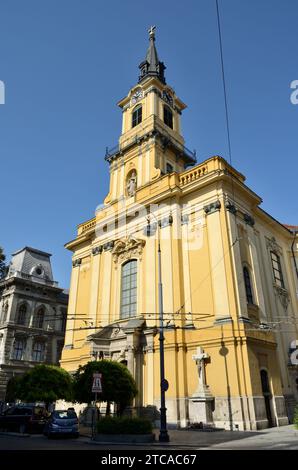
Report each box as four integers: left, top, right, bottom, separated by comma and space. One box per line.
0, 431, 30, 438
86, 438, 208, 448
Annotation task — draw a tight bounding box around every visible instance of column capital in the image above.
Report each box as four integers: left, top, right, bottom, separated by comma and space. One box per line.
72, 258, 82, 268
204, 200, 221, 215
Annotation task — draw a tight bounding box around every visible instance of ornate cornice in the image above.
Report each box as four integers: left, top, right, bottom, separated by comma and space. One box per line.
274, 285, 290, 311
266, 236, 282, 255
112, 236, 146, 264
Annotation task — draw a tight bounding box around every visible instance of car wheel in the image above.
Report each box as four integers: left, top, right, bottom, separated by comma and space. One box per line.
19, 424, 26, 434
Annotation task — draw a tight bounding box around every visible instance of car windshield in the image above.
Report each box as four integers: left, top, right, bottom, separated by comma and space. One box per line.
52, 410, 77, 419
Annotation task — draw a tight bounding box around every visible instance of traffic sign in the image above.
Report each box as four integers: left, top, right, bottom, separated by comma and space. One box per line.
92, 372, 102, 393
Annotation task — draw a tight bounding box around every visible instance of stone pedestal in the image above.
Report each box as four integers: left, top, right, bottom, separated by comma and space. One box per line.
190, 395, 214, 425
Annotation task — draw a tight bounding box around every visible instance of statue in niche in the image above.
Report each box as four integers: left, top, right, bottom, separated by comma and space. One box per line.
126, 170, 137, 197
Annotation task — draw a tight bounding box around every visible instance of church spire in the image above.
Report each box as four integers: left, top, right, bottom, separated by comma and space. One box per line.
138, 26, 166, 84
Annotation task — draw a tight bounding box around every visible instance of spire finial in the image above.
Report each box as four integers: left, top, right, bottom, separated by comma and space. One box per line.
148, 25, 156, 40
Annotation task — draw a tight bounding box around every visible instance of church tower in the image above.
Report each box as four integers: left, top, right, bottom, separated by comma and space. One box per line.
104, 26, 196, 204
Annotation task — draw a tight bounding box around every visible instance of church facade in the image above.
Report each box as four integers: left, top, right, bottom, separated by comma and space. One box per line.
60, 29, 298, 430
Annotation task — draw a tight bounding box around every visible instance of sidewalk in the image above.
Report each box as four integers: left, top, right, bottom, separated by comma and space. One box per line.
79, 424, 298, 449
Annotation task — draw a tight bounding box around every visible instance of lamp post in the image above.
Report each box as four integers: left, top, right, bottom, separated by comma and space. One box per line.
146, 216, 169, 442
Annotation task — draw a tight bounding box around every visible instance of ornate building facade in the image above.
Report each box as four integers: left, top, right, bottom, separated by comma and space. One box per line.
0, 247, 68, 401
60, 29, 298, 430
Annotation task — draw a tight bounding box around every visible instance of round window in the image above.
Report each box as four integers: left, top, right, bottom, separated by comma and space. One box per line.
35, 267, 42, 276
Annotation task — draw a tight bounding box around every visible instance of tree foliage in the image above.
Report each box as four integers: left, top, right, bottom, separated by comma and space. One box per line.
73, 360, 137, 411
0, 246, 7, 279
5, 376, 22, 402
17, 365, 73, 407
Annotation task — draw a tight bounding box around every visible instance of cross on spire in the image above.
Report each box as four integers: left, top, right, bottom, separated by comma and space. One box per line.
148, 25, 156, 39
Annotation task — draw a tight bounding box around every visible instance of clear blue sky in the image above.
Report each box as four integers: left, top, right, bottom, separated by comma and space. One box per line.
1, 0, 297, 288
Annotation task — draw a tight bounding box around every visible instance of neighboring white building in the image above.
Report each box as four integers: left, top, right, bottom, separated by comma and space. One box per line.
0, 247, 68, 401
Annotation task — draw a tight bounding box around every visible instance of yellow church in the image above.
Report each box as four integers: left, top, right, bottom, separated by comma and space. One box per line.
60, 28, 298, 431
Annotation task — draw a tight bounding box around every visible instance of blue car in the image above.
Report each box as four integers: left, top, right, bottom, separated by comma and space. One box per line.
43, 409, 79, 438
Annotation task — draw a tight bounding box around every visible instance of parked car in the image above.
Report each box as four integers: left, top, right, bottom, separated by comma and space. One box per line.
0, 405, 49, 433
43, 409, 79, 438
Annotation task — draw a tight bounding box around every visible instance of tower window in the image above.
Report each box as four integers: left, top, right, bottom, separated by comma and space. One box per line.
164, 105, 173, 129
270, 251, 285, 288
132, 105, 142, 128
243, 266, 254, 304
120, 260, 137, 319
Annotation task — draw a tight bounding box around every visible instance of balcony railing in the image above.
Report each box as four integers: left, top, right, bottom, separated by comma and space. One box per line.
179, 164, 208, 186
104, 136, 196, 165
105, 144, 120, 161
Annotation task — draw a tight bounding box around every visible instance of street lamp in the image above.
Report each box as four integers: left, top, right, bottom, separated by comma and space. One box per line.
146, 215, 169, 442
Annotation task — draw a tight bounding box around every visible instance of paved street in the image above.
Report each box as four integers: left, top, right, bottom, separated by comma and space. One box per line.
0, 425, 297, 450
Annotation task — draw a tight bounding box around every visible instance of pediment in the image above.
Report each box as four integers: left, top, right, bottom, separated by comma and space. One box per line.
112, 236, 145, 263
88, 323, 126, 342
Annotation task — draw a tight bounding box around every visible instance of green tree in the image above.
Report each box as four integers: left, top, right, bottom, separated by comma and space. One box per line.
5, 376, 22, 403
73, 360, 137, 415
0, 246, 7, 279
17, 365, 73, 409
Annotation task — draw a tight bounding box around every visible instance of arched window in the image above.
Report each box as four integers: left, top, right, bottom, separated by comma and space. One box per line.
163, 105, 173, 129
120, 260, 137, 319
34, 307, 45, 329
243, 266, 254, 304
17, 304, 27, 325
132, 105, 142, 128
270, 251, 285, 288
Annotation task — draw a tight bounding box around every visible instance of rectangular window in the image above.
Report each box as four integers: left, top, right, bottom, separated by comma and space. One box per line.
32, 342, 45, 362
13, 338, 26, 360
164, 106, 173, 129
132, 106, 142, 128
270, 251, 285, 288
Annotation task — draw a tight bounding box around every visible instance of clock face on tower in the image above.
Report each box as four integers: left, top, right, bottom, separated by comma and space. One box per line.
131, 89, 143, 105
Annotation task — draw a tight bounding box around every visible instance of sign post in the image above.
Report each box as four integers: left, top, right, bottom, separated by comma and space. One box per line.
91, 372, 102, 439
